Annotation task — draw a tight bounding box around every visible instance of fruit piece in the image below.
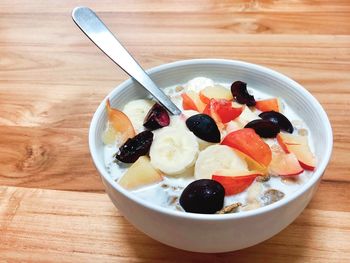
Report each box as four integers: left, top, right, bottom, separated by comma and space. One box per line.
234, 150, 268, 173
236, 106, 260, 127
143, 103, 170, 130
150, 126, 199, 175
212, 99, 243, 123
277, 133, 316, 170
231, 81, 256, 106
122, 99, 154, 132
244, 119, 280, 138
194, 145, 248, 180
255, 98, 281, 112
181, 91, 207, 112
221, 128, 272, 167
116, 130, 153, 163
269, 152, 304, 176
106, 99, 135, 143
199, 85, 233, 104
118, 156, 163, 190
259, 111, 293, 133
179, 179, 225, 214
181, 93, 198, 111
186, 114, 221, 143
212, 170, 262, 196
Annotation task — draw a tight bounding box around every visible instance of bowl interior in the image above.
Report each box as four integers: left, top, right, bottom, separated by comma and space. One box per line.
89, 59, 332, 218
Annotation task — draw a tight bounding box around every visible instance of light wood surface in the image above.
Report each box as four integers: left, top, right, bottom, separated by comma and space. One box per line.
0, 0, 349, 262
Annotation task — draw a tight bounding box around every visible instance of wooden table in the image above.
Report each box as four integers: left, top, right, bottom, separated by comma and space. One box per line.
0, 1, 349, 262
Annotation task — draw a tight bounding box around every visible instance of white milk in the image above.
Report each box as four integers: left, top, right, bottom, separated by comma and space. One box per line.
103, 77, 314, 213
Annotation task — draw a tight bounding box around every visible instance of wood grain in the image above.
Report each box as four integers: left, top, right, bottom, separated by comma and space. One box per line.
1, 181, 349, 263
0, 0, 349, 261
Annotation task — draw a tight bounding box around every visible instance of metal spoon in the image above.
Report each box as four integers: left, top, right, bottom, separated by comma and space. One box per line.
72, 6, 181, 115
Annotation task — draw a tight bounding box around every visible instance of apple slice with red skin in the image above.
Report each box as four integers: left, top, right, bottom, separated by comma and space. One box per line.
269, 152, 304, 176
202, 99, 224, 130
181, 91, 207, 112
203, 99, 242, 124
255, 98, 281, 112
277, 133, 316, 171
181, 93, 198, 111
221, 128, 272, 167
199, 85, 233, 104
213, 99, 243, 123
106, 99, 135, 143
212, 170, 262, 195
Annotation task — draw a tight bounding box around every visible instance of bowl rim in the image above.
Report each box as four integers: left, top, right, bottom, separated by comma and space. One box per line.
89, 58, 333, 220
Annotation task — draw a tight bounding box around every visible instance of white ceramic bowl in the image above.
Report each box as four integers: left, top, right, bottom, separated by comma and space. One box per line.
89, 59, 332, 253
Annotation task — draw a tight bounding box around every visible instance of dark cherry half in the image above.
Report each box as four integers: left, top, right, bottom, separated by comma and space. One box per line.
186, 114, 221, 143
231, 81, 256, 106
143, 103, 170, 130
244, 119, 280, 138
180, 179, 225, 214
259, 111, 294, 133
115, 130, 153, 163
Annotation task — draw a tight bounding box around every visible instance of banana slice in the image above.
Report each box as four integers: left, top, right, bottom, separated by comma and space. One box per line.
123, 99, 155, 132
194, 145, 248, 179
150, 126, 199, 175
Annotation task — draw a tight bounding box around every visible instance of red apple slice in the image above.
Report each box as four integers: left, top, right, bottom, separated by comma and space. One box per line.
202, 99, 224, 130
213, 99, 243, 123
181, 93, 198, 111
277, 133, 316, 171
106, 99, 135, 143
255, 98, 281, 112
199, 85, 233, 104
221, 128, 272, 167
181, 91, 206, 112
203, 99, 242, 124
234, 150, 268, 174
269, 152, 304, 176
212, 170, 262, 195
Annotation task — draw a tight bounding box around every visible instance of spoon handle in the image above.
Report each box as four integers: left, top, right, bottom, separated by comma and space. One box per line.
72, 6, 181, 115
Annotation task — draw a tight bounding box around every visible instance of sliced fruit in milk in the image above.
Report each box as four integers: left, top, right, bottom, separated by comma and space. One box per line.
181, 91, 206, 112
118, 156, 163, 190
194, 145, 247, 180
179, 179, 225, 214
199, 85, 233, 104
277, 133, 316, 170
231, 81, 256, 106
212, 169, 262, 196
143, 103, 170, 130
255, 98, 282, 112
149, 126, 199, 175
213, 99, 242, 123
115, 130, 153, 163
122, 99, 154, 132
203, 99, 243, 124
236, 106, 260, 127
106, 99, 135, 144
186, 114, 221, 143
244, 119, 280, 138
269, 152, 304, 176
259, 111, 293, 133
221, 128, 272, 167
